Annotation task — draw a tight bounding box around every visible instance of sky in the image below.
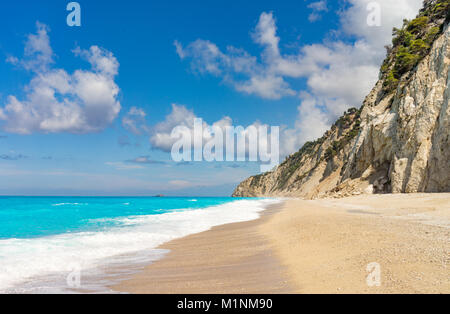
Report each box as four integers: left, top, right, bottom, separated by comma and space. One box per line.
0, 0, 423, 196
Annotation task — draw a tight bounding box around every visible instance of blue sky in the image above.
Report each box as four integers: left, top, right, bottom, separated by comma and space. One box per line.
0, 0, 423, 196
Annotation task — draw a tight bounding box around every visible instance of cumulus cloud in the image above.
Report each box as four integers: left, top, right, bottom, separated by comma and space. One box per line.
340, 0, 423, 52
150, 104, 233, 153
149, 104, 282, 172
175, 13, 297, 100
0, 23, 121, 134
175, 0, 423, 154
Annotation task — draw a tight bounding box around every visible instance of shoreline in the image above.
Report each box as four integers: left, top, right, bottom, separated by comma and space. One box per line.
0, 198, 281, 294
112, 201, 294, 294
113, 193, 449, 294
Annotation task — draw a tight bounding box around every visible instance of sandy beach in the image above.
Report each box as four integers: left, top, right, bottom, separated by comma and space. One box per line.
114, 194, 450, 294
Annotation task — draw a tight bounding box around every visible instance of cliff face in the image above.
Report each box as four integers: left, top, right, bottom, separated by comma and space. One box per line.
233, 1, 450, 198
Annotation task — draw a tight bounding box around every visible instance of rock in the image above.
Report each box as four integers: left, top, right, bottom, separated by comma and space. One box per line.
364, 185, 375, 195
233, 5, 450, 198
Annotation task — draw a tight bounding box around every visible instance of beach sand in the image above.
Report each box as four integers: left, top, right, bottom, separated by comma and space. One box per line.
114, 204, 293, 294
113, 194, 450, 294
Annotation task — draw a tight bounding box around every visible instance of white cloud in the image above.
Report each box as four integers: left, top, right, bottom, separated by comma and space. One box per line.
176, 0, 423, 153
105, 162, 145, 171
307, 1, 329, 22
150, 104, 197, 152
0, 23, 121, 134
175, 13, 297, 100
308, 0, 328, 11
308, 13, 321, 23
122, 107, 149, 135
74, 46, 119, 76
5, 56, 19, 65
22, 22, 54, 72
149, 103, 284, 170
235, 75, 295, 99
169, 180, 191, 188
127, 156, 165, 165
340, 0, 423, 53
150, 104, 233, 153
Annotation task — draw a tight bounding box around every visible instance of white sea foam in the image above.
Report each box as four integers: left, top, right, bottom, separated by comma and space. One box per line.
0, 198, 281, 293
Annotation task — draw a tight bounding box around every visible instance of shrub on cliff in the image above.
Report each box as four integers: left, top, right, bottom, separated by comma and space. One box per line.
381, 0, 449, 94
406, 16, 429, 34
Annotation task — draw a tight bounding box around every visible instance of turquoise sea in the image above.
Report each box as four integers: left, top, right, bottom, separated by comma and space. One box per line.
0, 196, 279, 293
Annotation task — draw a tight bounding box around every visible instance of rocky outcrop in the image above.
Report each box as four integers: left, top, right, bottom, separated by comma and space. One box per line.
233, 1, 449, 198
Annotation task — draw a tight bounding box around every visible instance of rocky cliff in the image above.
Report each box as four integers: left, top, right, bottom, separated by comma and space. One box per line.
233, 0, 450, 198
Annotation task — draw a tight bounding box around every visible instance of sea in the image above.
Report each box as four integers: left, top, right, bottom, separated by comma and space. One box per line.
0, 196, 280, 293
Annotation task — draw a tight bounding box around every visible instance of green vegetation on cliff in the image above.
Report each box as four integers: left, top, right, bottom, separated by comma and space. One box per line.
325, 108, 362, 161
275, 108, 362, 189
233, 0, 450, 198
382, 0, 449, 93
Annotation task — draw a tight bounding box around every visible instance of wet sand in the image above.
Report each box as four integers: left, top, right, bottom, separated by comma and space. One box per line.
113, 204, 293, 293
114, 194, 450, 294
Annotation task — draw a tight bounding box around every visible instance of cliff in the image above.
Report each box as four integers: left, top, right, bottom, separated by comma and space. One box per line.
233, 0, 450, 198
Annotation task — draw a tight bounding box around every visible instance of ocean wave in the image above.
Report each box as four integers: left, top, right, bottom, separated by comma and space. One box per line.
0, 198, 281, 293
